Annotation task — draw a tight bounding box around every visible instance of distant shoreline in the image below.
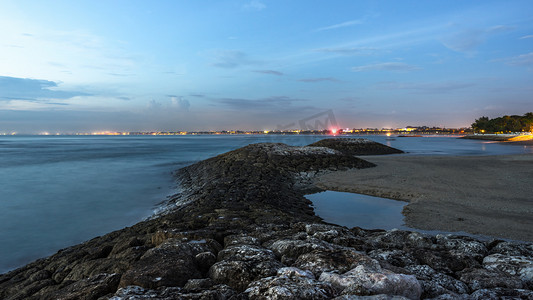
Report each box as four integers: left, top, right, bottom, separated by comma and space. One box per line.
461, 133, 533, 143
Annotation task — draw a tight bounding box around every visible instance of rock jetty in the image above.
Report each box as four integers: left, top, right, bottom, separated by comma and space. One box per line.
308, 138, 404, 156
0, 138, 531, 299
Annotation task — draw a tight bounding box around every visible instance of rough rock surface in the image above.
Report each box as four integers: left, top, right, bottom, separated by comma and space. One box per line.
308, 138, 404, 156
0, 139, 531, 299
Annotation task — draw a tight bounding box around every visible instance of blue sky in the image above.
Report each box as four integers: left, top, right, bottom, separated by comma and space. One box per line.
1, 0, 532, 133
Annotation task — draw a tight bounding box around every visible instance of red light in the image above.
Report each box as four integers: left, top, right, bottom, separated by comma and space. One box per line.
331, 129, 337, 134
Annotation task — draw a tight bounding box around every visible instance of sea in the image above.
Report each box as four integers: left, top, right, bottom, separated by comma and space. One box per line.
1, 134, 532, 273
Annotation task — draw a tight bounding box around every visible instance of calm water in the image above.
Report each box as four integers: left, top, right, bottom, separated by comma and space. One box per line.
0, 135, 531, 273
307, 191, 407, 230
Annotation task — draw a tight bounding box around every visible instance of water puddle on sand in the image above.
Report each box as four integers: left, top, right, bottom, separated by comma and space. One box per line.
306, 190, 409, 230
306, 190, 524, 242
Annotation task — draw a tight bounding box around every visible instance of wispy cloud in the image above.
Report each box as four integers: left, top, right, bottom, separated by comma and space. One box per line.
487, 25, 515, 33
242, 0, 266, 12
216, 96, 300, 108
212, 96, 317, 114
314, 47, 378, 56
375, 81, 475, 93
317, 19, 365, 31
441, 25, 515, 53
211, 50, 255, 68
352, 62, 420, 72
0, 76, 89, 101
441, 28, 485, 53
500, 52, 533, 67
253, 70, 284, 76
520, 35, 533, 39
298, 77, 340, 83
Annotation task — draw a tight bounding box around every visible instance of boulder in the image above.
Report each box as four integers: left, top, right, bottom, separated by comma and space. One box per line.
245, 267, 336, 299
293, 249, 380, 277
320, 265, 421, 299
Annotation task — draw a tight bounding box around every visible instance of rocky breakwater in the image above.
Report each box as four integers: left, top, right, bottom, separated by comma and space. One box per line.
308, 138, 404, 156
0, 138, 531, 299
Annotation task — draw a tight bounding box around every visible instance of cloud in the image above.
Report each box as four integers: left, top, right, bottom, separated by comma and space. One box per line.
0, 76, 89, 101
298, 77, 340, 83
242, 0, 266, 12
441, 29, 485, 53
170, 96, 190, 111
501, 52, 533, 67
375, 81, 475, 93
147, 96, 190, 112
212, 96, 317, 114
147, 99, 163, 110
520, 35, 533, 39
314, 47, 378, 56
216, 96, 301, 109
211, 50, 255, 68
487, 25, 514, 33
441, 25, 514, 53
253, 70, 284, 76
317, 19, 364, 31
351, 62, 420, 72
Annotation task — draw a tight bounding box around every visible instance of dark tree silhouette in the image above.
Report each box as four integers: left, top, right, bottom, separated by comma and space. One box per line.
472, 113, 533, 133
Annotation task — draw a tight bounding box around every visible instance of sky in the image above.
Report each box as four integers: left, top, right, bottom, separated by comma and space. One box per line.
1, 0, 532, 133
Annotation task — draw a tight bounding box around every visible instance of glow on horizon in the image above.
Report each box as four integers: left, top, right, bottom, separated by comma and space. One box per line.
1, 0, 533, 133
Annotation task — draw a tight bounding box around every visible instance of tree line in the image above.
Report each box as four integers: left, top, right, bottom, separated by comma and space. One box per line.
472, 112, 533, 133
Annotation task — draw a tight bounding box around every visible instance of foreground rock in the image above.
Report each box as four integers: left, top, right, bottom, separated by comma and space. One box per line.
0, 139, 531, 299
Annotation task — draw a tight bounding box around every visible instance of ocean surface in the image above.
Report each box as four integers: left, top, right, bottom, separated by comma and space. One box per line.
1, 134, 532, 273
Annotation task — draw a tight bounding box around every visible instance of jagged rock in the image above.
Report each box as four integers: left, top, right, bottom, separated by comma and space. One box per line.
224, 234, 261, 247
405, 265, 469, 298
482, 254, 533, 286
469, 287, 533, 299
293, 249, 380, 277
244, 267, 336, 299
368, 249, 418, 268
119, 239, 213, 288
488, 241, 533, 257
110, 283, 237, 300
183, 278, 216, 291
276, 267, 316, 279
334, 295, 411, 300
425, 294, 470, 300
369, 229, 413, 250
410, 248, 475, 275
435, 235, 488, 260
459, 267, 523, 290
320, 265, 422, 299
405, 232, 436, 249
267, 238, 333, 264
209, 244, 283, 291
50, 273, 121, 300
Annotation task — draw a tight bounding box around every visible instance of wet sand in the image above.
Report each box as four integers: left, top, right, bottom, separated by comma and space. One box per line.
315, 154, 533, 242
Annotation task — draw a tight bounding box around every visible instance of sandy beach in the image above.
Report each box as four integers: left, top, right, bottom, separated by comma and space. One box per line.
315, 154, 533, 242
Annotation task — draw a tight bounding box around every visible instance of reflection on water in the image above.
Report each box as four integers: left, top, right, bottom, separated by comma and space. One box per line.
306, 190, 409, 230
306, 190, 519, 242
